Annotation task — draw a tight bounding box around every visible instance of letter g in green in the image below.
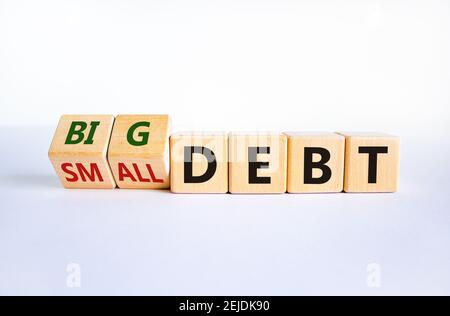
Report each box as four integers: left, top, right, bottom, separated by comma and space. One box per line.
127, 121, 150, 146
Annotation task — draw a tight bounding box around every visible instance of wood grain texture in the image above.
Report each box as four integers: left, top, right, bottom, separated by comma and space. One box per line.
339, 132, 400, 192
48, 114, 116, 189
170, 132, 228, 193
107, 115, 170, 189
285, 132, 344, 193
229, 133, 287, 194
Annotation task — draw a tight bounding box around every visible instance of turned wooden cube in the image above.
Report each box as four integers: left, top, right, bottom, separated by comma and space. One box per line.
107, 115, 170, 189
170, 132, 228, 193
340, 132, 400, 192
229, 133, 287, 194
48, 115, 116, 189
285, 132, 345, 193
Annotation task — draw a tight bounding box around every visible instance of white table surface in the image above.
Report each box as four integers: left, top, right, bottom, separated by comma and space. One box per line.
0, 127, 449, 295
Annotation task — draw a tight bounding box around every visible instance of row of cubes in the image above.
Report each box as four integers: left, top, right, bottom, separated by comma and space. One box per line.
48, 115, 400, 193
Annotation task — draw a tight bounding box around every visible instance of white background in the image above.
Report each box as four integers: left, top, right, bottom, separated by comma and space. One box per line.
0, 0, 449, 295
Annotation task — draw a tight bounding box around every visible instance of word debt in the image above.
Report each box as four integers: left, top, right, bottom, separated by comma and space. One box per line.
48, 115, 400, 193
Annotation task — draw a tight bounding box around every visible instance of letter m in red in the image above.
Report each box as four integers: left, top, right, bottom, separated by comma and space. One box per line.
62, 162, 104, 182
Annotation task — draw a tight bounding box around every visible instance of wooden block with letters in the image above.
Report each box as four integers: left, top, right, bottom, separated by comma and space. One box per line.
339, 132, 400, 192
228, 133, 287, 194
48, 114, 116, 189
285, 132, 345, 193
170, 132, 228, 193
107, 114, 170, 189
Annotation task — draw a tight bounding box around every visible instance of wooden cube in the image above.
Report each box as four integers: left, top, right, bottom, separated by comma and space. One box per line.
107, 115, 170, 189
170, 132, 228, 193
285, 132, 345, 193
48, 115, 116, 189
229, 133, 287, 194
340, 132, 400, 192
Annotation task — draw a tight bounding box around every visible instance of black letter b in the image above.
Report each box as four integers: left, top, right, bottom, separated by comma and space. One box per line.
304, 147, 332, 184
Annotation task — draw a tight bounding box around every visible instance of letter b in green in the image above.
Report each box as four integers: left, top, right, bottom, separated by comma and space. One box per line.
127, 121, 150, 146
65, 121, 100, 145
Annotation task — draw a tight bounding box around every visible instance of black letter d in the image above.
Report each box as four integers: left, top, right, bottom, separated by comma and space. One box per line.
184, 146, 217, 183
